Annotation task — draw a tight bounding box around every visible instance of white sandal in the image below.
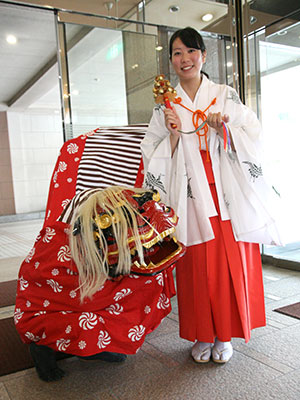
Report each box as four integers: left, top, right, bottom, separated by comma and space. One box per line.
191, 341, 212, 363
212, 341, 233, 364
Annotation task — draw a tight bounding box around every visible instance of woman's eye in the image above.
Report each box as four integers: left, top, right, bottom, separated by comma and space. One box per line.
188, 49, 196, 53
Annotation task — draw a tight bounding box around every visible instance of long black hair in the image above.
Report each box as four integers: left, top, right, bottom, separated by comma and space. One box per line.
169, 27, 206, 58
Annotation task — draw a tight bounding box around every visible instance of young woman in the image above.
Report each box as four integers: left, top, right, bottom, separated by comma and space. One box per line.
141, 27, 283, 364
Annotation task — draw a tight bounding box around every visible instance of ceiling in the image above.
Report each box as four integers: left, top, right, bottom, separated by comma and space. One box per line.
0, 0, 300, 112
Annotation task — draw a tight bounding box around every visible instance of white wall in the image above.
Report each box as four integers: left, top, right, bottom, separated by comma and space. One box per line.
7, 111, 63, 214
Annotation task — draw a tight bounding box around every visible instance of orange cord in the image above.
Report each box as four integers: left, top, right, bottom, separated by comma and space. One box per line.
174, 97, 216, 161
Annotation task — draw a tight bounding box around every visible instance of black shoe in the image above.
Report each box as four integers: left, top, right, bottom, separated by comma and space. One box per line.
78, 351, 127, 362
29, 343, 66, 382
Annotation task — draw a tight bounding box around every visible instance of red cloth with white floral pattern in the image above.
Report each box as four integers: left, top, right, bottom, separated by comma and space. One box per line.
14, 221, 176, 356
14, 126, 176, 356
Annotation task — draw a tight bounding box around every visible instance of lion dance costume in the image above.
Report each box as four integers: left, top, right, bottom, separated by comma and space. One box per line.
14, 185, 185, 358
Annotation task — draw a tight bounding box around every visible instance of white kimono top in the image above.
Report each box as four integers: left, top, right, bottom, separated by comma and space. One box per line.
141, 75, 284, 247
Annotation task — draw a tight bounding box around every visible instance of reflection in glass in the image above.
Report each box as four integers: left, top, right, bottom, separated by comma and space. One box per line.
65, 25, 128, 138
259, 22, 300, 262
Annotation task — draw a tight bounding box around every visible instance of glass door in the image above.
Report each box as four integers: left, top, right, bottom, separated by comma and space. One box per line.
247, 19, 300, 266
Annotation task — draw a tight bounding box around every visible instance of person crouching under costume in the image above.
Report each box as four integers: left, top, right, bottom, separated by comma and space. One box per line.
14, 186, 185, 382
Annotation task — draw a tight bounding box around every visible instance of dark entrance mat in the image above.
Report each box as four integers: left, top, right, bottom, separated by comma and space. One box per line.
273, 302, 300, 320
0, 318, 71, 377
0, 279, 17, 307
0, 317, 34, 376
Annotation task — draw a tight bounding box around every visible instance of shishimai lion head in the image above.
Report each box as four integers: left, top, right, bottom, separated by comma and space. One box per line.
69, 186, 185, 301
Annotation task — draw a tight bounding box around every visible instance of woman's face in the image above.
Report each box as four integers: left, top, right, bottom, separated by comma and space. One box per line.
170, 37, 206, 84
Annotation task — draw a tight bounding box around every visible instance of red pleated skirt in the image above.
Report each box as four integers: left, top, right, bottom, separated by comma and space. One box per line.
175, 151, 266, 343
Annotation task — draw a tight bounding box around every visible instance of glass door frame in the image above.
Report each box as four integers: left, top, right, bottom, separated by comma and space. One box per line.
242, 7, 300, 271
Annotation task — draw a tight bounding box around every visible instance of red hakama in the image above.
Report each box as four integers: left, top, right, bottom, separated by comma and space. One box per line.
175, 151, 266, 343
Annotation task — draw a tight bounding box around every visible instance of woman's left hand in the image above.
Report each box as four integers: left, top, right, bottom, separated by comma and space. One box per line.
206, 112, 229, 137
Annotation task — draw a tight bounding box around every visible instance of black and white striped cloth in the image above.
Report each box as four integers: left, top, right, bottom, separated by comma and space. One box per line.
76, 125, 147, 194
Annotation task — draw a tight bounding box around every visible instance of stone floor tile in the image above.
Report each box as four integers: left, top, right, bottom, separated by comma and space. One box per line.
0, 383, 10, 400
111, 350, 283, 400
244, 325, 300, 368
264, 276, 300, 299
262, 264, 299, 279
0, 305, 15, 320
234, 343, 294, 374
0, 257, 23, 282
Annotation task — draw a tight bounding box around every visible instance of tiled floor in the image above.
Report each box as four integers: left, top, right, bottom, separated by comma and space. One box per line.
0, 219, 300, 400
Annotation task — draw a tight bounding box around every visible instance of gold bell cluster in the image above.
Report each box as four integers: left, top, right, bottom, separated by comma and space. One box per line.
153, 74, 177, 104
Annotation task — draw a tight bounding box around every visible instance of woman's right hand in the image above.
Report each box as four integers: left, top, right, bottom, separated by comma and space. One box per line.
164, 108, 182, 156
164, 108, 182, 137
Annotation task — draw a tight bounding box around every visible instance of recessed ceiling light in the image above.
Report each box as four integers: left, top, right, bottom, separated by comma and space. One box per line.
226, 45, 231, 50
201, 13, 213, 22
227, 61, 233, 67
277, 30, 287, 36
6, 34, 17, 44
169, 5, 180, 13
155, 45, 163, 51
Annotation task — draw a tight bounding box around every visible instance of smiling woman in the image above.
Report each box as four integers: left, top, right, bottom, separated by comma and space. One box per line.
141, 26, 284, 365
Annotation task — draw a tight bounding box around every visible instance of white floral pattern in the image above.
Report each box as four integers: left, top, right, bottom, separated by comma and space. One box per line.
67, 143, 79, 154
79, 312, 98, 330
34, 311, 46, 316
47, 279, 63, 293
105, 303, 123, 315
156, 273, 164, 286
25, 247, 35, 263
66, 268, 77, 275
114, 288, 132, 301
53, 171, 58, 183
57, 245, 71, 262
56, 338, 71, 351
61, 199, 71, 209
19, 276, 29, 291
14, 308, 24, 324
25, 332, 40, 342
128, 325, 145, 342
43, 300, 50, 307
43, 227, 56, 243
97, 330, 111, 349
58, 161, 67, 172
157, 293, 170, 310
78, 340, 86, 350
144, 305, 151, 314
129, 274, 139, 279
51, 268, 59, 276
